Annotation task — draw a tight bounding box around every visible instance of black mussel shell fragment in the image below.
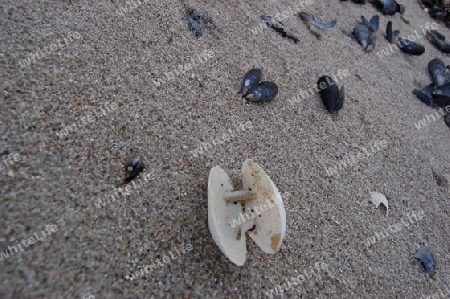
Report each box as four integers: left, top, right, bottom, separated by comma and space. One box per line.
246, 81, 278, 102
123, 158, 144, 183
318, 76, 345, 113
432, 92, 450, 107
240, 69, 262, 97
361, 15, 379, 31
372, 0, 404, 15
385, 21, 400, 42
432, 83, 450, 107
186, 10, 214, 37
299, 12, 337, 29
414, 248, 437, 276
353, 24, 371, 50
427, 30, 450, 53
428, 58, 448, 87
352, 15, 378, 51
445, 113, 450, 128
413, 88, 433, 106
397, 38, 425, 55
261, 15, 299, 43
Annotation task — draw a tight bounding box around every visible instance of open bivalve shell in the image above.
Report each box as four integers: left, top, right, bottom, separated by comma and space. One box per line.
208, 159, 286, 266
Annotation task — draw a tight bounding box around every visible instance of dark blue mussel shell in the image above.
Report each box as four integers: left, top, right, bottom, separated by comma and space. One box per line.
385, 21, 400, 42
385, 22, 424, 55
397, 38, 425, 55
414, 59, 450, 108
246, 81, 279, 102
372, 0, 405, 15
240, 69, 262, 97
317, 76, 345, 113
427, 30, 450, 54
428, 58, 449, 87
414, 248, 437, 276
351, 15, 379, 51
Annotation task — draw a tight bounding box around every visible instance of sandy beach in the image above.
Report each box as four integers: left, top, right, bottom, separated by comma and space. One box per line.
0, 0, 449, 298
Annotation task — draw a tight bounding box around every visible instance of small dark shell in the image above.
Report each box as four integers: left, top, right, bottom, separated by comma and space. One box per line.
413, 88, 433, 106
361, 15, 379, 32
261, 15, 299, 43
428, 58, 448, 87
427, 31, 450, 53
318, 76, 345, 113
246, 81, 278, 102
123, 158, 144, 184
372, 0, 404, 15
414, 248, 437, 275
385, 21, 399, 42
354, 24, 369, 49
397, 38, 425, 55
444, 113, 450, 128
299, 12, 337, 29
353, 21, 377, 51
186, 10, 214, 37
432, 82, 450, 106
240, 69, 262, 97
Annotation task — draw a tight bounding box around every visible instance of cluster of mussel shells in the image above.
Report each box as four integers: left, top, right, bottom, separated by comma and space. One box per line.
240, 69, 345, 114
419, 0, 450, 27
239, 69, 279, 102
351, 14, 426, 55
414, 57, 450, 128
414, 58, 450, 107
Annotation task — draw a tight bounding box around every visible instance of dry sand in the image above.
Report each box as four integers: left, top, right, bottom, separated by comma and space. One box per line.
0, 0, 449, 298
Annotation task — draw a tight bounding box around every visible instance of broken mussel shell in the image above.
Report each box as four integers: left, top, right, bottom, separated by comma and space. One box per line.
414, 59, 450, 108
186, 10, 214, 37
384, 21, 424, 55
369, 191, 389, 216
414, 248, 437, 276
240, 68, 278, 102
123, 158, 144, 184
385, 21, 400, 43
412, 85, 450, 107
371, 0, 405, 16
428, 58, 449, 87
317, 75, 345, 114
445, 113, 450, 128
351, 15, 379, 51
298, 11, 336, 38
261, 15, 300, 43
426, 30, 450, 54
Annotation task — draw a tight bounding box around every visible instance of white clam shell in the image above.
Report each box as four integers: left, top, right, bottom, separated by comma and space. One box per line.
208, 159, 286, 266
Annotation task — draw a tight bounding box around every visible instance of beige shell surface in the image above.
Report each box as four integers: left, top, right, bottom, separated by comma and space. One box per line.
208, 166, 247, 266
241, 159, 286, 254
